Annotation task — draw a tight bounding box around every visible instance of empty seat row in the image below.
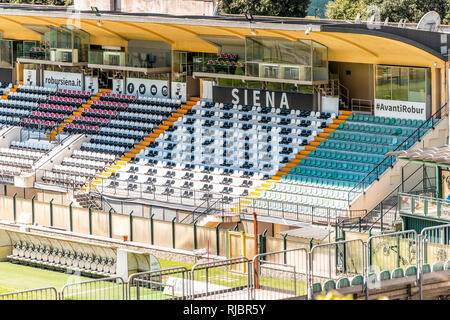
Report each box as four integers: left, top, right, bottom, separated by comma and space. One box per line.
9, 241, 116, 276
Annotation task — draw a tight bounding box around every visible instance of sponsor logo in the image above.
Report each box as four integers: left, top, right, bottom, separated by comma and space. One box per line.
161, 85, 168, 97
150, 84, 157, 96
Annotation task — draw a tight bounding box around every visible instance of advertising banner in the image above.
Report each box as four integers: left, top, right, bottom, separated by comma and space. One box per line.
212, 86, 313, 110
23, 69, 37, 86
43, 70, 83, 89
171, 81, 186, 101
112, 79, 125, 94
125, 78, 169, 98
374, 99, 427, 120
84, 76, 99, 93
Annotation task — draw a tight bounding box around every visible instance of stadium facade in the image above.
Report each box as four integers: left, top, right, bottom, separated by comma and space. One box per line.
0, 4, 447, 236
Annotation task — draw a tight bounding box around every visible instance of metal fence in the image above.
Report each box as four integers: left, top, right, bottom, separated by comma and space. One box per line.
309, 239, 365, 298
0, 287, 58, 300
252, 247, 308, 300
3, 228, 450, 300
60, 276, 126, 300
190, 257, 252, 300
128, 267, 190, 300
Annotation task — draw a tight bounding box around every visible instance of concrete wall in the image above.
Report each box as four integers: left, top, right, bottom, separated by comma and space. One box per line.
0, 194, 310, 261
337, 62, 373, 102
74, 0, 215, 15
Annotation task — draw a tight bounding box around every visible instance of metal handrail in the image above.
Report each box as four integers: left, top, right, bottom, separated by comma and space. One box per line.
339, 163, 427, 232
347, 102, 448, 205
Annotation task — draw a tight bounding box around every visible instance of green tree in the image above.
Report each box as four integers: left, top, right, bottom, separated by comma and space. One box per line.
326, 0, 450, 24
221, 0, 311, 18
325, 0, 366, 20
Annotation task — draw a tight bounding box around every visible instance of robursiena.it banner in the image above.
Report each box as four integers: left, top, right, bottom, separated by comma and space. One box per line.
374, 99, 427, 121
43, 70, 83, 89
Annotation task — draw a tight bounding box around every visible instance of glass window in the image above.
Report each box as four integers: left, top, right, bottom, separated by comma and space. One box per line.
391, 67, 408, 101
0, 40, 12, 68
376, 66, 392, 100
409, 68, 426, 103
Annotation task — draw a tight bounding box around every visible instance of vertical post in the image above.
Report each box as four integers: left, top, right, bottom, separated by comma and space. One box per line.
88, 205, 92, 235
380, 202, 383, 233
216, 223, 221, 256
12, 193, 17, 221
150, 214, 154, 245
436, 166, 442, 199
193, 222, 197, 250
283, 234, 287, 264
31, 195, 35, 225
358, 217, 362, 232
171, 217, 176, 249
129, 211, 134, 242
108, 209, 113, 238
253, 211, 259, 289
49, 198, 53, 227
69, 201, 73, 232
396, 235, 400, 269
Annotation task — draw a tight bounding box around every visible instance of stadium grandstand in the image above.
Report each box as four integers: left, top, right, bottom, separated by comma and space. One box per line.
0, 3, 448, 301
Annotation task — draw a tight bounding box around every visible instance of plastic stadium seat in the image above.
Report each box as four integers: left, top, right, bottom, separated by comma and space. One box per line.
323, 280, 336, 291
445, 260, 450, 270
336, 277, 350, 289
391, 268, 404, 279
432, 261, 444, 272
422, 263, 431, 274
367, 272, 377, 283
350, 275, 363, 286
312, 282, 322, 294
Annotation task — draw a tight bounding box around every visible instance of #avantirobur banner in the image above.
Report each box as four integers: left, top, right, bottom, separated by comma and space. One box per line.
374, 99, 428, 120
43, 70, 83, 89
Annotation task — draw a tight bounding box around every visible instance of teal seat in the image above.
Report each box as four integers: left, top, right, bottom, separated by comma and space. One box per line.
336, 278, 350, 289
445, 260, 450, 270
312, 282, 322, 294
350, 275, 364, 286
422, 264, 431, 274
367, 272, 377, 283
391, 268, 404, 279
323, 280, 336, 291
389, 117, 396, 125
374, 116, 380, 123
378, 270, 391, 281
406, 119, 412, 127
347, 114, 354, 121
432, 261, 444, 272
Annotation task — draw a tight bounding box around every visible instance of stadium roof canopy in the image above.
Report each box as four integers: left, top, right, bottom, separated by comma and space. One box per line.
0, 4, 447, 68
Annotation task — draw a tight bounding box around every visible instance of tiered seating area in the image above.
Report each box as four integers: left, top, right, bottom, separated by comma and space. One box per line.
41, 92, 183, 188
252, 112, 431, 217
101, 100, 335, 202
8, 241, 117, 277
0, 131, 54, 178
0, 82, 436, 221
